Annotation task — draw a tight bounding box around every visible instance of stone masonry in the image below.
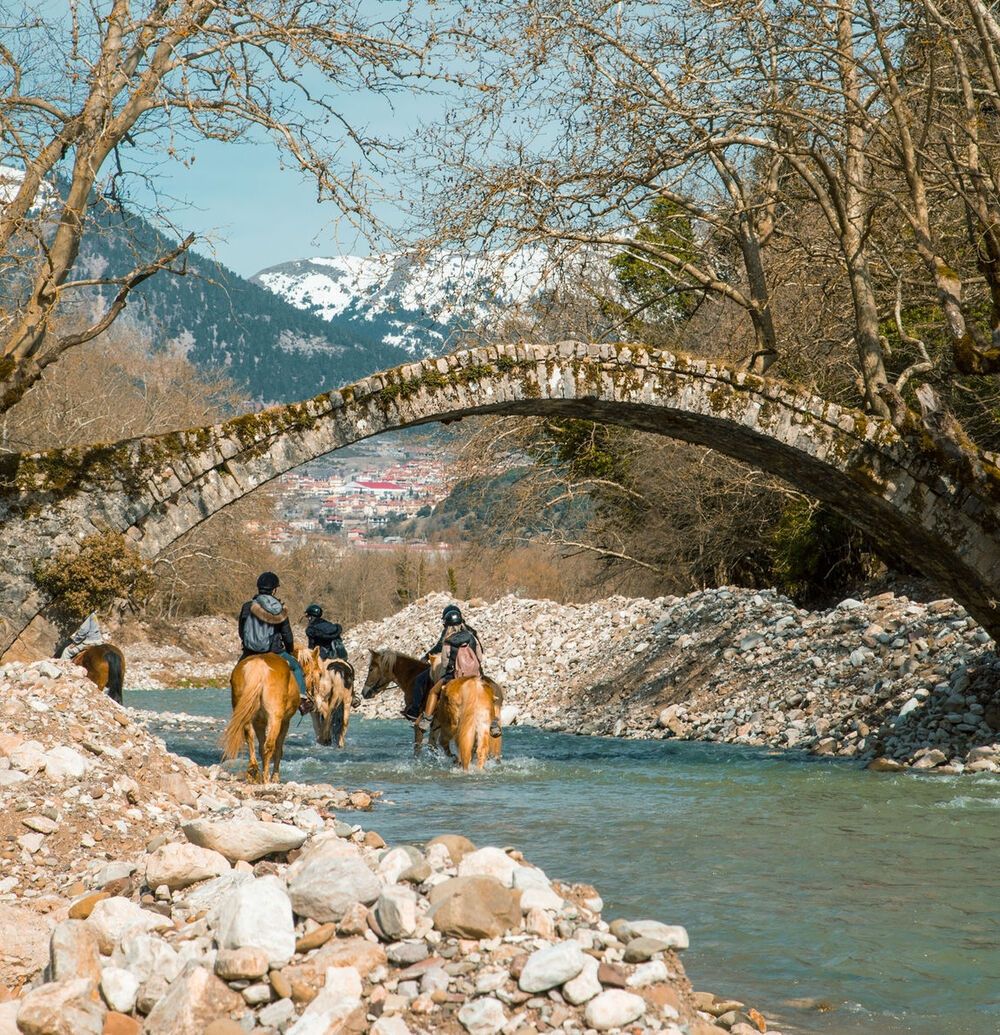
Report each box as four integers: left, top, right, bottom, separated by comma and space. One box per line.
3, 341, 1000, 656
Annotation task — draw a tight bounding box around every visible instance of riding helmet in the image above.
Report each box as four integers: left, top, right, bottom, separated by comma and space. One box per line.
304, 603, 323, 618
256, 571, 280, 593
442, 605, 463, 625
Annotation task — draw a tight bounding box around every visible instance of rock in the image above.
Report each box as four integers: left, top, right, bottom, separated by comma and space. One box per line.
279, 938, 386, 1004
259, 999, 297, 1030
457, 847, 518, 886
374, 885, 418, 940
626, 960, 669, 987
68, 892, 109, 920
386, 941, 430, 966
912, 749, 947, 770
23, 815, 58, 834
200, 1022, 244, 1035
378, 846, 423, 884
16, 979, 105, 1035
214, 947, 269, 981
619, 919, 689, 949
867, 757, 905, 772
49, 920, 101, 984
518, 941, 585, 992
182, 818, 307, 862
295, 923, 336, 954
428, 876, 522, 939
43, 746, 89, 781
584, 989, 647, 1030
214, 875, 296, 967
140, 964, 242, 1034
145, 842, 230, 890
100, 968, 139, 1014
86, 898, 171, 955
624, 936, 669, 962
562, 954, 602, 1005
426, 834, 476, 865
286, 965, 362, 1035
371, 1018, 413, 1035
122, 933, 182, 986
458, 996, 507, 1035
286, 843, 382, 923
102, 1013, 141, 1035
159, 773, 197, 806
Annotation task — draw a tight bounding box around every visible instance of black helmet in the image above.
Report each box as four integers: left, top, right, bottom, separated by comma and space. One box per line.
304, 603, 323, 618
256, 571, 280, 593
442, 605, 463, 626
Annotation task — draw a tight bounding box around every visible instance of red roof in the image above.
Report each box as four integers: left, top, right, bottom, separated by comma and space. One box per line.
356, 480, 404, 490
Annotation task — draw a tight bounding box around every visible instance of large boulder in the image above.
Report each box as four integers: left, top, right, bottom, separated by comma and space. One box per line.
457, 847, 518, 886
518, 941, 586, 992
121, 934, 182, 986
286, 842, 381, 923
182, 818, 307, 862
140, 964, 241, 1035
86, 898, 172, 955
373, 885, 418, 941
214, 875, 296, 967
426, 834, 476, 866
584, 989, 647, 1030
428, 876, 521, 939
16, 979, 105, 1035
145, 843, 230, 891
49, 920, 101, 984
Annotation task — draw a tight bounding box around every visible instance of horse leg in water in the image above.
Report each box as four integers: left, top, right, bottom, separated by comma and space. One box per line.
249, 714, 267, 784
261, 711, 283, 784
270, 714, 292, 782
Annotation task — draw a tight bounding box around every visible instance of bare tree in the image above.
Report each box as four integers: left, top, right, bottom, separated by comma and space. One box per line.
0, 0, 462, 413
418, 0, 1000, 422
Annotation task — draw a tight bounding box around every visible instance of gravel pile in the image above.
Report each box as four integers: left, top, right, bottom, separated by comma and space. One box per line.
0, 663, 772, 1035
347, 589, 1000, 774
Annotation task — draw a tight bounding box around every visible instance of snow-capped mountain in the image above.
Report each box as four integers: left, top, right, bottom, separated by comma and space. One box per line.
253, 249, 555, 357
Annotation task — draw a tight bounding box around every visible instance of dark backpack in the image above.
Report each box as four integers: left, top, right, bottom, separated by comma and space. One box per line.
242, 608, 274, 653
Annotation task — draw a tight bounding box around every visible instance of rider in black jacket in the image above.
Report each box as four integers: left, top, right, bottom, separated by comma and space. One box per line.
304, 604, 348, 661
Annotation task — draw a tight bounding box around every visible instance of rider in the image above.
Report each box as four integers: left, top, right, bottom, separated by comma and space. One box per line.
238, 572, 312, 713
304, 604, 349, 661
416, 604, 502, 739
59, 612, 104, 660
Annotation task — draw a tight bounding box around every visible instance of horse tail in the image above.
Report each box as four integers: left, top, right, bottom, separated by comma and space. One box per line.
105, 648, 124, 704
220, 664, 264, 761
457, 678, 491, 771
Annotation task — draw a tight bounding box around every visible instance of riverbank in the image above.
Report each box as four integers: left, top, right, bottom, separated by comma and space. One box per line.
0, 661, 775, 1035
120, 587, 1000, 774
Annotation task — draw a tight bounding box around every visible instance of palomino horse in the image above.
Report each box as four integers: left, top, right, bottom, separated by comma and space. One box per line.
297, 647, 357, 748
362, 648, 502, 767
220, 654, 299, 783
362, 648, 435, 755
431, 675, 502, 771
74, 644, 126, 704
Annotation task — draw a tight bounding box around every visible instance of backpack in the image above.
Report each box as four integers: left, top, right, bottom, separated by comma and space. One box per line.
242, 607, 274, 653
452, 635, 481, 679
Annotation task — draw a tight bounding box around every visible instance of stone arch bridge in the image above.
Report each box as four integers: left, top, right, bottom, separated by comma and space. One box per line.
3, 340, 1000, 657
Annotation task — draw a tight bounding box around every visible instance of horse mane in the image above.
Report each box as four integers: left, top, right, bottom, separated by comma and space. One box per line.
373, 647, 424, 667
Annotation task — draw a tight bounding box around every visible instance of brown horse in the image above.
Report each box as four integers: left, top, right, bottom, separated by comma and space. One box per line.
362, 648, 436, 755
432, 675, 502, 771
220, 654, 299, 783
75, 644, 126, 704
297, 647, 356, 748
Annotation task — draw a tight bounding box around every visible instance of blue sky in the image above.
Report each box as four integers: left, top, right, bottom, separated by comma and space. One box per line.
144, 135, 388, 280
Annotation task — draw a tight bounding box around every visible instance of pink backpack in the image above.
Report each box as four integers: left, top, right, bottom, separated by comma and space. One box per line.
453, 642, 481, 679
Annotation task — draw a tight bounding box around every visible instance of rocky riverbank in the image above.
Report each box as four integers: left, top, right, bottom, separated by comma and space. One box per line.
343, 589, 1000, 775
0, 660, 775, 1035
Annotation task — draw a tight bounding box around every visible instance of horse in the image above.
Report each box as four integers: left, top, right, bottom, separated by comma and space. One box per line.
362, 648, 436, 755
220, 654, 299, 783
431, 675, 502, 771
74, 644, 126, 704
297, 646, 357, 748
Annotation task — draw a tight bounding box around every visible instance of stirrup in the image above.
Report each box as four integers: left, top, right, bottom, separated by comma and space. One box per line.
490, 720, 502, 738
416, 714, 432, 732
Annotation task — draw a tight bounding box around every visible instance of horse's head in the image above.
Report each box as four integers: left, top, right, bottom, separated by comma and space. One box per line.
310, 660, 338, 746
362, 647, 393, 700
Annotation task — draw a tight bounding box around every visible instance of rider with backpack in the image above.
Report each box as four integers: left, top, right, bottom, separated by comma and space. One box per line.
238, 572, 311, 712
416, 605, 502, 738
304, 604, 349, 661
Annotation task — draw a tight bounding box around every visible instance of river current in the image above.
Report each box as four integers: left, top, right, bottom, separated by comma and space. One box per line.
134, 689, 1000, 1035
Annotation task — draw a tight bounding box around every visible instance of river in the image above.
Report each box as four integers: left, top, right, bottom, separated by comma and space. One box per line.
133, 689, 1000, 1035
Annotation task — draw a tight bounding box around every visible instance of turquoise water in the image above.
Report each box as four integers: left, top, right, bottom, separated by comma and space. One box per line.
133, 690, 1000, 1035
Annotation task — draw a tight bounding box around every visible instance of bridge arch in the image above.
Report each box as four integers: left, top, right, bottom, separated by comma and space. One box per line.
2, 340, 1000, 655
